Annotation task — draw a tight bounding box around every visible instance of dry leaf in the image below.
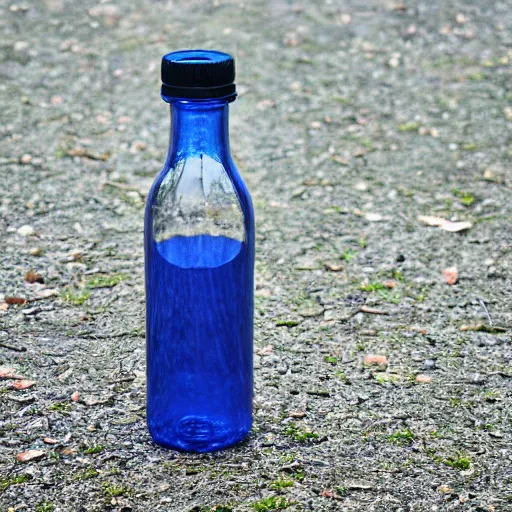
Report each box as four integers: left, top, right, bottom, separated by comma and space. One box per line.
25, 271, 44, 284
43, 437, 58, 445
438, 485, 454, 494
418, 215, 472, 232
441, 221, 472, 232
418, 215, 445, 227
443, 267, 459, 285
11, 380, 36, 390
320, 489, 342, 499
363, 354, 388, 366
5, 297, 27, 305
325, 262, 343, 272
0, 366, 24, 380
257, 345, 273, 356
17, 450, 46, 463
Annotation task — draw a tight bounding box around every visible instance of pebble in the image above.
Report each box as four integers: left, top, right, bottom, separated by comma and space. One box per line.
363, 354, 388, 366
20, 154, 32, 164
17, 224, 34, 236
423, 359, 436, 369
416, 374, 432, 384
17, 450, 46, 463
14, 40, 29, 52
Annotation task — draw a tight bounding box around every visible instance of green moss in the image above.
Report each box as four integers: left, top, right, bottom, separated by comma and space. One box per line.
336, 486, 348, 496
0, 473, 31, 492
397, 121, 420, 132
36, 503, 55, 512
293, 469, 305, 481
252, 496, 291, 511
444, 456, 470, 470
284, 423, 319, 443
270, 479, 294, 490
48, 402, 71, 413
360, 281, 387, 292
387, 429, 414, 444
86, 273, 126, 289
341, 249, 357, 262
62, 287, 91, 305
73, 467, 99, 481
324, 355, 338, 365
83, 445, 105, 454
275, 319, 299, 327
452, 188, 476, 207
462, 142, 477, 151
104, 483, 133, 497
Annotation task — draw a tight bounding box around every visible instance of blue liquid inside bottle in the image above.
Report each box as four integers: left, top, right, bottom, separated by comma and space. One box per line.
146, 235, 252, 451
145, 50, 254, 452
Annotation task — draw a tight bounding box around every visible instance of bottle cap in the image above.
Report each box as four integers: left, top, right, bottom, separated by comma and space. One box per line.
161, 50, 236, 100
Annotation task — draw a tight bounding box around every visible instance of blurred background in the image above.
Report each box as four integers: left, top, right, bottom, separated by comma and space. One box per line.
1, 1, 511, 510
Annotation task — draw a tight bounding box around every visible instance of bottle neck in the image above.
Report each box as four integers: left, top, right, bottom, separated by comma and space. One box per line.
167, 99, 231, 162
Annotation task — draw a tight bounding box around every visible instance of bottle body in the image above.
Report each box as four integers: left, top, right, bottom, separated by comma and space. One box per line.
145, 99, 254, 452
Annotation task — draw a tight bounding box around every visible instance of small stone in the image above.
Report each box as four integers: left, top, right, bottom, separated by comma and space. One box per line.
365, 212, 383, 222
423, 359, 436, 369
16, 450, 46, 463
50, 95, 63, 105
289, 410, 307, 418
325, 262, 342, 272
363, 354, 388, 367
257, 345, 273, 356
43, 437, 58, 444
504, 107, 512, 121
11, 379, 36, 390
71, 391, 80, 402
29, 247, 43, 256
14, 41, 29, 52
17, 225, 35, 236
442, 267, 459, 285
416, 374, 432, 384
438, 485, 454, 494
354, 181, 368, 191
25, 270, 44, 284
388, 56, 400, 68
456, 12, 469, 24
20, 154, 32, 164
340, 13, 352, 24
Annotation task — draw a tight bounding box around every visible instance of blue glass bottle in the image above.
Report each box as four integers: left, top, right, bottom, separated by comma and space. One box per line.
144, 50, 255, 452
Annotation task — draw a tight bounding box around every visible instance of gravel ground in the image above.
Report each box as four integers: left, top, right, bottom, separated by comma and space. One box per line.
1, 0, 512, 511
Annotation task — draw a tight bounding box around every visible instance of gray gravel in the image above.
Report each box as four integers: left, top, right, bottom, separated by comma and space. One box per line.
1, 0, 512, 510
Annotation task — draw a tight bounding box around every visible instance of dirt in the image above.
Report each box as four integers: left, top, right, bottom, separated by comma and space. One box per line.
1, 0, 511, 510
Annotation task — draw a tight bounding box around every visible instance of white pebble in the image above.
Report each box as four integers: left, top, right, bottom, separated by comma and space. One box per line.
17, 225, 34, 236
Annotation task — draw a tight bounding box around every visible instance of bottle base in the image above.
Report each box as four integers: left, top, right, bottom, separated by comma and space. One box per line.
148, 416, 251, 453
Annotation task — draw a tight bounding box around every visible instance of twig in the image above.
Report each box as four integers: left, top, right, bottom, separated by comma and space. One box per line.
0, 342, 27, 352
487, 371, 512, 379
102, 181, 146, 195
478, 299, 493, 325
360, 305, 390, 316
